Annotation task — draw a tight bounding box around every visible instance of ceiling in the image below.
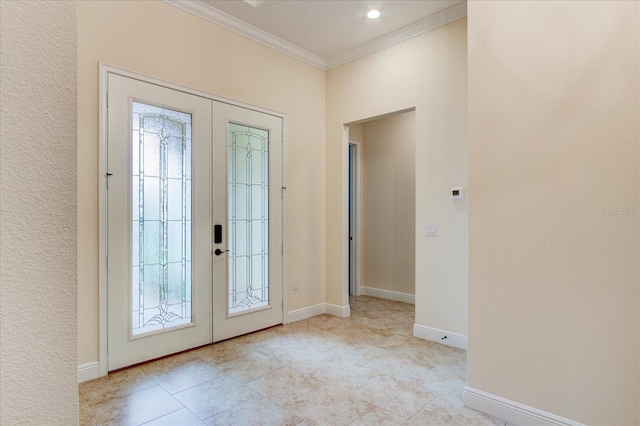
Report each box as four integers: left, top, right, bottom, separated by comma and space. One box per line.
167, 0, 467, 69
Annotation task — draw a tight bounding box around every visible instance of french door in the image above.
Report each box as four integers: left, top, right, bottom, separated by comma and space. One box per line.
212, 102, 283, 342
106, 73, 283, 370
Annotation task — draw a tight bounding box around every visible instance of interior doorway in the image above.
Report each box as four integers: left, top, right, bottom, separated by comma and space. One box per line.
345, 109, 416, 306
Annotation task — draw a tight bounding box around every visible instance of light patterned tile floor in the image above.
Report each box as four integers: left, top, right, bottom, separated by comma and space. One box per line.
80, 296, 509, 426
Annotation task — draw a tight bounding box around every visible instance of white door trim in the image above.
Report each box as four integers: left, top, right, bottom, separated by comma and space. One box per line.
348, 141, 362, 297
341, 126, 350, 308
98, 63, 287, 377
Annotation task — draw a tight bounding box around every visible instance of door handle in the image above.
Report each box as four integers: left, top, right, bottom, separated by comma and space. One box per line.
214, 248, 229, 256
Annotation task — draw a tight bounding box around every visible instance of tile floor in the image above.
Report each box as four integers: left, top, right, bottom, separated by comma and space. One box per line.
80, 296, 509, 425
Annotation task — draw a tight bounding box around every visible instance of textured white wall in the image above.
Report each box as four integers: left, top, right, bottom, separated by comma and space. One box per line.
0, 1, 78, 424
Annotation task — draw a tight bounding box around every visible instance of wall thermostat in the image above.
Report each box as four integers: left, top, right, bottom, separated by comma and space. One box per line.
451, 187, 464, 200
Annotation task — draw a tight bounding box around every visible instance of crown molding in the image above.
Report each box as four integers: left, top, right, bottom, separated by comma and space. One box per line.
325, 2, 467, 69
165, 0, 327, 70
165, 0, 467, 71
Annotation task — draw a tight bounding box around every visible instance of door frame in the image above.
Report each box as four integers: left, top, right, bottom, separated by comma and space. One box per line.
347, 141, 362, 297
98, 63, 288, 377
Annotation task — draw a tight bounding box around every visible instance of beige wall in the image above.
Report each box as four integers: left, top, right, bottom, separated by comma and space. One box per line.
361, 111, 416, 296
78, 0, 326, 364
468, 1, 639, 424
0, 1, 78, 423
326, 18, 468, 334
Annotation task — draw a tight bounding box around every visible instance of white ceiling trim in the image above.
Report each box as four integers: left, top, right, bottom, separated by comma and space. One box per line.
165, 0, 467, 71
325, 2, 467, 69
165, 0, 327, 69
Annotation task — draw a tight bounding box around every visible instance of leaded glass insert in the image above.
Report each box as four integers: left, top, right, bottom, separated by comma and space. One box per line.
131, 101, 192, 336
228, 123, 269, 315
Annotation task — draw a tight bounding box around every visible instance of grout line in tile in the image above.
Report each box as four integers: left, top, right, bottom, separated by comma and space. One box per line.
137, 404, 185, 426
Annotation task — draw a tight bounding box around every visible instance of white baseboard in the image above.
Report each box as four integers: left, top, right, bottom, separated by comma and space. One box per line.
464, 386, 585, 426
78, 361, 100, 383
361, 286, 415, 304
286, 303, 351, 323
325, 303, 350, 318
413, 324, 468, 350
286, 303, 326, 323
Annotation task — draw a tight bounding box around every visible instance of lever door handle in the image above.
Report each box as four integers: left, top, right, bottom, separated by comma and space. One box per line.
214, 248, 229, 256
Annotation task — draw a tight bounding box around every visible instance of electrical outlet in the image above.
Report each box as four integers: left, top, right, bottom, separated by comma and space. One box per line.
293, 279, 299, 290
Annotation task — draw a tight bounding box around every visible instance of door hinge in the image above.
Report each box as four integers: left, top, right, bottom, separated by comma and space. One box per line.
281, 186, 286, 199
106, 172, 113, 189
281, 244, 284, 255
106, 93, 109, 108
106, 256, 109, 271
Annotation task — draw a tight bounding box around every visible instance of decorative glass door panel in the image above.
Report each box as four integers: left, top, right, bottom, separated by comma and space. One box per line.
228, 123, 269, 316
131, 102, 193, 336
107, 74, 212, 371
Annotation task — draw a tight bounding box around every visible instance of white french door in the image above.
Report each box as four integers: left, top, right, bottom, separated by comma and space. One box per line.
212, 102, 283, 342
106, 73, 283, 370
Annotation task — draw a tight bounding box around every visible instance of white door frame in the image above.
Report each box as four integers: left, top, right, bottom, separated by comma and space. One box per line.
98, 63, 288, 377
348, 141, 362, 297
340, 126, 351, 310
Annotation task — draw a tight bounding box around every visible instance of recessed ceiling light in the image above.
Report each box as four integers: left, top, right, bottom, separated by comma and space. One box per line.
367, 9, 381, 19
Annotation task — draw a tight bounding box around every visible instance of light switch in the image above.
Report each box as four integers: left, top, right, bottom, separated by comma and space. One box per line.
426, 223, 438, 236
